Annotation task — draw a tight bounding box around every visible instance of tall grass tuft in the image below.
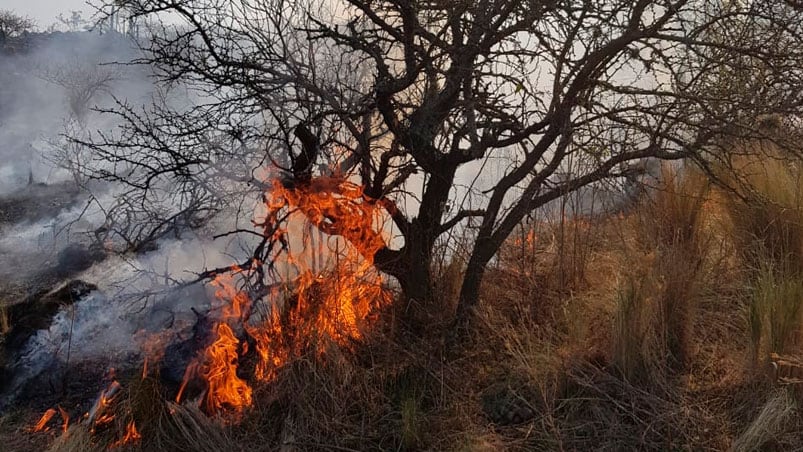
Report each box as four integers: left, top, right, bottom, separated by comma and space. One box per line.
612, 165, 710, 379
724, 152, 803, 274
612, 277, 650, 380
721, 146, 803, 369
748, 266, 803, 362
732, 388, 797, 452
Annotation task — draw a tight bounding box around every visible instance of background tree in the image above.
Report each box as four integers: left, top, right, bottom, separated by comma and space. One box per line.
38, 59, 121, 122
0, 10, 34, 42
81, 0, 803, 328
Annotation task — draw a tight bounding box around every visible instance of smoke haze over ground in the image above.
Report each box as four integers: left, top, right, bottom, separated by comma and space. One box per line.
0, 30, 262, 408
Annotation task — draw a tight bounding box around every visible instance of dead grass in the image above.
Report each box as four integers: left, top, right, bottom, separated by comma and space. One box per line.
731, 388, 800, 452
12, 142, 803, 451
610, 165, 712, 381
749, 267, 803, 364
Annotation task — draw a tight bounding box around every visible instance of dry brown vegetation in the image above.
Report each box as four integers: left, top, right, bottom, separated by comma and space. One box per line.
5, 140, 803, 450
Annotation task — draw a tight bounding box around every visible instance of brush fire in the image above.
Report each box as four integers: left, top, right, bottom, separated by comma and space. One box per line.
25, 173, 393, 446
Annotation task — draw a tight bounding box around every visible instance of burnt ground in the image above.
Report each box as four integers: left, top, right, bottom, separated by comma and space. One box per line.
0, 181, 109, 411
0, 182, 81, 225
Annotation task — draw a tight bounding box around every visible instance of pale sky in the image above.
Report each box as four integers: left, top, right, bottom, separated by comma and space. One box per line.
3, 0, 92, 29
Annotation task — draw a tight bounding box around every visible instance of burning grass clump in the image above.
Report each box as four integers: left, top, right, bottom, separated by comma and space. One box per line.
40, 373, 232, 452
220, 315, 479, 452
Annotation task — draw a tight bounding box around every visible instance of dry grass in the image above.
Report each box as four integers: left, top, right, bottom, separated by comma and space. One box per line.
731, 388, 800, 452
749, 267, 803, 363
718, 145, 803, 372
11, 141, 803, 451
611, 166, 712, 381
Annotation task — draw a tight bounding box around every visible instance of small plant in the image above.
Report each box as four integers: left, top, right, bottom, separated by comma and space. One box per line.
748, 265, 803, 364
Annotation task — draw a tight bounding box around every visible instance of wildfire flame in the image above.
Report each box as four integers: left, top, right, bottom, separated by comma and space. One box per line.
177, 175, 392, 415
109, 421, 141, 448
88, 380, 121, 433
33, 408, 56, 432
198, 322, 253, 414
30, 172, 394, 440
58, 406, 70, 433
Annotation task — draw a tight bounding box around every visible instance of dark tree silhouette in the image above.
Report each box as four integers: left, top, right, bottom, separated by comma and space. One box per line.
81, 0, 803, 328
0, 10, 34, 42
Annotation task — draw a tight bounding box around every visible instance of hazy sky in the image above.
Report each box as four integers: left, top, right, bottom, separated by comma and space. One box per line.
4, 0, 91, 29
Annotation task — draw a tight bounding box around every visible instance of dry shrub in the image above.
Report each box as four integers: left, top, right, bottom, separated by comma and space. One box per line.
748, 266, 803, 364
612, 166, 711, 380
732, 388, 800, 452
720, 146, 803, 369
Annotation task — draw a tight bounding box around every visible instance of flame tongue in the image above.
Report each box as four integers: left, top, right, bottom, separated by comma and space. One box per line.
109, 420, 141, 449
88, 380, 121, 427
199, 323, 252, 414
32, 408, 56, 432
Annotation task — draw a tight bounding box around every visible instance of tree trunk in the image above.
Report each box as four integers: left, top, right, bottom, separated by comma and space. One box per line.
455, 251, 490, 325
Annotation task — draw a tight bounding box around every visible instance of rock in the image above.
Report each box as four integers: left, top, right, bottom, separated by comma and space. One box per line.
3, 280, 98, 351
481, 382, 538, 426
0, 280, 97, 401
55, 243, 106, 277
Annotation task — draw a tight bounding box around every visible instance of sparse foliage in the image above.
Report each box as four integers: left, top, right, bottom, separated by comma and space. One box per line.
37, 60, 121, 122
78, 0, 803, 329
0, 10, 34, 41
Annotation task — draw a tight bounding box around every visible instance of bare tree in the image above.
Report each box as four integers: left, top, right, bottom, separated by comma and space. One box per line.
81, 0, 803, 328
0, 10, 34, 42
37, 58, 122, 122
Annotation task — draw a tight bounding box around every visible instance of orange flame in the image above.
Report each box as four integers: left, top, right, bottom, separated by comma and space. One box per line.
58, 406, 70, 433
109, 420, 141, 448
199, 323, 253, 414
32, 408, 56, 432
176, 175, 391, 416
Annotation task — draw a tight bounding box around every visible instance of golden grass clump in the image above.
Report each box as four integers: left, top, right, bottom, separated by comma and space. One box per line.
719, 146, 803, 369
731, 388, 799, 452
612, 165, 712, 380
